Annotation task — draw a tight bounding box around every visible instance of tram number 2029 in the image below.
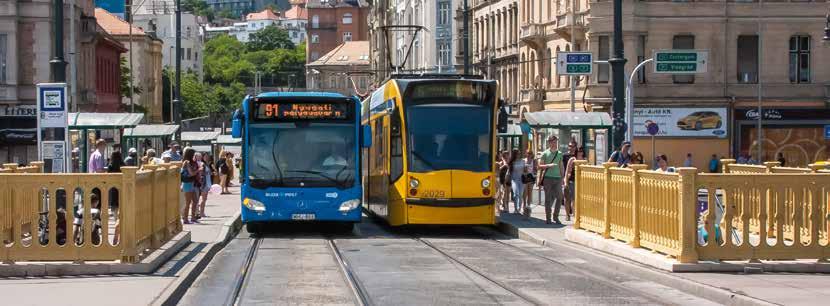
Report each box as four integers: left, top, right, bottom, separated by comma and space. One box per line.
420, 190, 446, 198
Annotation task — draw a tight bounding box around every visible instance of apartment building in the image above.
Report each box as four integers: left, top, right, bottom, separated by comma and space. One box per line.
471, 0, 519, 106
133, 1, 205, 78
307, 0, 369, 63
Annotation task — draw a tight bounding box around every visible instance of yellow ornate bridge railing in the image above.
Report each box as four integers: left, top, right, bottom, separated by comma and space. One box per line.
573, 160, 829, 263
0, 163, 182, 263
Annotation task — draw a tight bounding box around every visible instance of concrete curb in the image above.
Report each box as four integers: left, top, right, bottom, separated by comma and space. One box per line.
152, 211, 243, 306
0, 231, 191, 277
496, 221, 776, 306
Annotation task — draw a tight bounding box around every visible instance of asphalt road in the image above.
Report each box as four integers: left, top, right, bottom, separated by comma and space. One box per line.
178, 217, 717, 306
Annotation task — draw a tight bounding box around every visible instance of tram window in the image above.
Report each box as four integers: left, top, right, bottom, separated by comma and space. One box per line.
390, 109, 403, 182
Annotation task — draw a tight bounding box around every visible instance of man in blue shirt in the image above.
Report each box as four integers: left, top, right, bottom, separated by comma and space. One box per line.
162, 142, 182, 161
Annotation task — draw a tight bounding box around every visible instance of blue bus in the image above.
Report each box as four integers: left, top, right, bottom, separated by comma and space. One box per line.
231, 92, 371, 232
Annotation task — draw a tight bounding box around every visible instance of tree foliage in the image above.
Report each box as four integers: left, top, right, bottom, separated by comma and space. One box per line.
182, 0, 214, 20
120, 57, 142, 99
247, 25, 295, 52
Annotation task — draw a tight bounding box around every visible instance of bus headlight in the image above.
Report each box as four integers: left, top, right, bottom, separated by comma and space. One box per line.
243, 198, 266, 212
339, 199, 361, 212
481, 178, 491, 188
409, 178, 420, 189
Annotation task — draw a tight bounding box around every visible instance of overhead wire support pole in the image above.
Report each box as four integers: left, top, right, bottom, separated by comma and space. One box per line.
625, 58, 653, 143
463, 0, 470, 74
609, 0, 627, 150
174, 0, 182, 140
756, 0, 763, 162
50, 0, 67, 82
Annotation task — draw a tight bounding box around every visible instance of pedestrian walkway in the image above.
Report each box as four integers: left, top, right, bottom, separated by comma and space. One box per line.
497, 198, 830, 306
0, 185, 242, 306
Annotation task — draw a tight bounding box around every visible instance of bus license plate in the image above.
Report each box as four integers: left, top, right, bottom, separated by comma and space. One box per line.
292, 214, 316, 220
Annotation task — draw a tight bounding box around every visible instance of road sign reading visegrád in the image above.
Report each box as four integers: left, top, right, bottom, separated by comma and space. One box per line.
557, 52, 593, 76
652, 50, 708, 74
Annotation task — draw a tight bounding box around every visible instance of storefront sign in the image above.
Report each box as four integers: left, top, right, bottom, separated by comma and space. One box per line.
736, 108, 830, 121
1, 104, 37, 117
633, 107, 727, 138
36, 83, 69, 173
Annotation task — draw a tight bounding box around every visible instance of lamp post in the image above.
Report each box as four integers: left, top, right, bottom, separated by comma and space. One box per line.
50, 0, 67, 82
609, 0, 627, 149
173, 0, 182, 140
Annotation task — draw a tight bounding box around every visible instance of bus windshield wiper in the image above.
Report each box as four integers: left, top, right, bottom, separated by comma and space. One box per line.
286, 170, 352, 189
270, 135, 284, 185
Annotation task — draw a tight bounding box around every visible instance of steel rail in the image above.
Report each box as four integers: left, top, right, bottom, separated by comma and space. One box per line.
328, 239, 373, 306
227, 237, 262, 306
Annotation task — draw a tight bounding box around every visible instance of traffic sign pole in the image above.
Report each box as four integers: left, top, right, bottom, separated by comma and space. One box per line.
625, 58, 653, 143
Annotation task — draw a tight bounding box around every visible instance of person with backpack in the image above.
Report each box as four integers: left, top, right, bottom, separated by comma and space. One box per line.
608, 141, 633, 167
538, 135, 565, 224
181, 148, 201, 224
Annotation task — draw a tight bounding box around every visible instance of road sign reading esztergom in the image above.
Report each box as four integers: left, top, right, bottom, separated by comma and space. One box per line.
556, 52, 593, 76
652, 50, 708, 74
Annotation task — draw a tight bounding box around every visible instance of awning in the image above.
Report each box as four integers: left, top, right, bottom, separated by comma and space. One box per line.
522, 111, 613, 129
68, 113, 144, 129
213, 135, 241, 145
181, 131, 221, 142
498, 124, 523, 137
122, 124, 180, 138
191, 145, 212, 153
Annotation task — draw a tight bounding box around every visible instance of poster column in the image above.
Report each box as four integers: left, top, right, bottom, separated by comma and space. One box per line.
36, 83, 69, 173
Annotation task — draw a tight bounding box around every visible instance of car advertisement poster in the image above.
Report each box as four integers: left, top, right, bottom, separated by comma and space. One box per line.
633, 107, 727, 138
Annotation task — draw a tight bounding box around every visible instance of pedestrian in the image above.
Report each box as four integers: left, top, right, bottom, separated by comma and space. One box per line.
88, 139, 107, 173
683, 153, 693, 167
163, 142, 183, 161
522, 150, 537, 216
124, 148, 138, 167
180, 148, 200, 224
608, 141, 632, 167
217, 151, 231, 194
777, 153, 786, 167
655, 154, 676, 172
562, 146, 585, 222
737, 153, 748, 164
538, 135, 565, 224
71, 148, 81, 173
145, 149, 163, 165
197, 152, 215, 220
107, 151, 124, 244
497, 151, 511, 213
708, 154, 719, 173
632, 152, 644, 165
507, 149, 527, 214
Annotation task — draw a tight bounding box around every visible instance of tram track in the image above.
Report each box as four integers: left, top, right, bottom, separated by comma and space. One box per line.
227, 237, 262, 306
328, 238, 373, 306
413, 237, 544, 306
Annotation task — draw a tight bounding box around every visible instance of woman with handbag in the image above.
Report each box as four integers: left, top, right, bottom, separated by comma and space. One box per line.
563, 146, 585, 222
522, 150, 537, 216
508, 149, 528, 214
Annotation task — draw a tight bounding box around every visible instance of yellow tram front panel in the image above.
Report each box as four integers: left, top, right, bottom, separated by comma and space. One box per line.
404, 170, 496, 225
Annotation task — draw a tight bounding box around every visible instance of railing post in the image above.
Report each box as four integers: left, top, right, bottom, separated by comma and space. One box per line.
720, 159, 735, 173
602, 162, 616, 238
29, 161, 44, 173
573, 160, 589, 230
144, 165, 160, 249
3, 163, 18, 173
676, 167, 699, 263
763, 161, 780, 173
628, 164, 647, 248
170, 162, 183, 233
120, 166, 139, 263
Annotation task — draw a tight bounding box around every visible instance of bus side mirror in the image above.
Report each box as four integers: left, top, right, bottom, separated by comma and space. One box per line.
231, 109, 243, 138
361, 125, 372, 148
497, 106, 508, 134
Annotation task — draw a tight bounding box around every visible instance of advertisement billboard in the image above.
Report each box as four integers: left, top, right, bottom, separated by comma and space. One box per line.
633, 107, 727, 138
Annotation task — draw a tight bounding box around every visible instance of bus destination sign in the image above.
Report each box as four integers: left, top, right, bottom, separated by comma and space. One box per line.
254, 102, 349, 120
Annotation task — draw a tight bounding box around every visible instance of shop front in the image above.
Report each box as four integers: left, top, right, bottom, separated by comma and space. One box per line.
735, 108, 830, 167
0, 104, 38, 164
631, 106, 730, 170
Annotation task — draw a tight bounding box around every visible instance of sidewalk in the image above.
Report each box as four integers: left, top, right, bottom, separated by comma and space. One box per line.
497, 199, 830, 306
0, 185, 242, 306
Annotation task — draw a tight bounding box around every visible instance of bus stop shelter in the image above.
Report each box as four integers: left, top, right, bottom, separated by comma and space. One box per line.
68, 113, 144, 172
497, 123, 524, 152
122, 124, 180, 156
521, 111, 613, 165
182, 131, 222, 157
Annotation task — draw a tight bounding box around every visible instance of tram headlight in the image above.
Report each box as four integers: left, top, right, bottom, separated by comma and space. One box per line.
243, 198, 266, 212
481, 178, 491, 188
339, 199, 361, 212
409, 178, 420, 189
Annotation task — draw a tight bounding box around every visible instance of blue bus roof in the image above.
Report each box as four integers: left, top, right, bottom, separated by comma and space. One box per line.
255, 92, 348, 99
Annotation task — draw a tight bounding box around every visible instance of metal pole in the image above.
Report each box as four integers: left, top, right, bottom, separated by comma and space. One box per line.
609, 0, 627, 149
625, 58, 653, 142
128, 13, 135, 112
569, 0, 576, 112
50, 0, 67, 82
174, 0, 182, 140
756, 0, 763, 162
463, 0, 470, 74
69, 0, 77, 111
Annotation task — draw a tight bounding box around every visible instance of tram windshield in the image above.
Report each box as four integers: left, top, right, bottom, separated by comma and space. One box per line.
406, 104, 492, 172
247, 122, 356, 188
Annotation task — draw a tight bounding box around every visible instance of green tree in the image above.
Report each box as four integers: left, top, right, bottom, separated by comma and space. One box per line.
203, 34, 248, 84
182, 0, 213, 19
120, 57, 142, 99
180, 72, 214, 118
246, 25, 294, 52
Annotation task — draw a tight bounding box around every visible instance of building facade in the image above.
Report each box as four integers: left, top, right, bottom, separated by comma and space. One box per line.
306, 41, 370, 96
93, 26, 128, 112
206, 0, 256, 18
133, 2, 205, 78
306, 0, 369, 63
471, 0, 519, 107
0, 0, 99, 164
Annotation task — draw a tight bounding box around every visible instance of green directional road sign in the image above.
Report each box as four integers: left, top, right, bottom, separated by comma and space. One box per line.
556, 52, 593, 76
652, 50, 708, 74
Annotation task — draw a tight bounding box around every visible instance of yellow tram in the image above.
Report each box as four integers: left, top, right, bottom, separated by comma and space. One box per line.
361, 75, 503, 226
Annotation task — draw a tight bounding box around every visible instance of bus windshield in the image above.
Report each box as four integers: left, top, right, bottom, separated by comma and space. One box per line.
406, 104, 492, 172
247, 122, 356, 188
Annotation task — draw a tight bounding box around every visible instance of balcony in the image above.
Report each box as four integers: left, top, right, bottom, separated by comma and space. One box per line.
520, 23, 546, 48
554, 11, 587, 42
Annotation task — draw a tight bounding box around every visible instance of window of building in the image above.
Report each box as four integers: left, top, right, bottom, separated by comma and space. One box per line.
672, 35, 695, 84
438, 2, 450, 25
637, 35, 647, 84
597, 35, 610, 84
737, 35, 758, 84
311, 51, 320, 61
438, 42, 451, 66
195, 51, 198, 61
0, 34, 6, 84
311, 34, 319, 43
330, 76, 336, 89
343, 32, 352, 42
186, 48, 192, 60
343, 13, 353, 24
312, 15, 319, 28
789, 35, 810, 83
186, 26, 192, 37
